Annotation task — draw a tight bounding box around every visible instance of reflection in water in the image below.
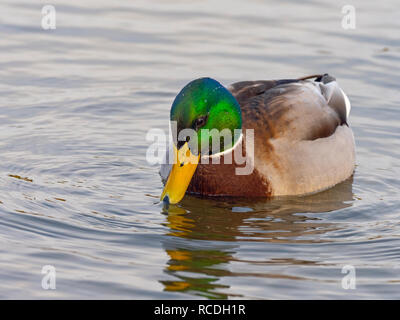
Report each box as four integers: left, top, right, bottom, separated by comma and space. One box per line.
161, 248, 234, 299
160, 178, 354, 298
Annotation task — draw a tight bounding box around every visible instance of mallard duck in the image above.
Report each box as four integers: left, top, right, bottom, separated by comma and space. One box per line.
160, 74, 355, 204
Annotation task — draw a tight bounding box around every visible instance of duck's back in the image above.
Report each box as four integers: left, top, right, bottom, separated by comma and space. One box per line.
228, 74, 355, 196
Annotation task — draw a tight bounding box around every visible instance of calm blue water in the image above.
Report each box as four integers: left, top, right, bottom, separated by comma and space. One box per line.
0, 0, 399, 299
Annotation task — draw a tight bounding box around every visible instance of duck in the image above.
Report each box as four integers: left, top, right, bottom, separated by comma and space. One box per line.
160, 74, 355, 204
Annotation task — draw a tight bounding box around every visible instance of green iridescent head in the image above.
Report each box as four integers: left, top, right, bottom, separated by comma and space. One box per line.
170, 78, 242, 155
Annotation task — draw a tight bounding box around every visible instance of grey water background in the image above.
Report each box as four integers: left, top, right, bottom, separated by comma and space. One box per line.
0, 0, 399, 299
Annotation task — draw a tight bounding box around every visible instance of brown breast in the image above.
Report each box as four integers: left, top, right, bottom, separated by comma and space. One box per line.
187, 136, 272, 197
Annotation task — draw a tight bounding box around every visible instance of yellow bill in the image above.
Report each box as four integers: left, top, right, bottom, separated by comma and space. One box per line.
160, 142, 200, 204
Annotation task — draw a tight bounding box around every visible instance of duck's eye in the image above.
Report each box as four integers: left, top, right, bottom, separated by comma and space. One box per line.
194, 116, 207, 129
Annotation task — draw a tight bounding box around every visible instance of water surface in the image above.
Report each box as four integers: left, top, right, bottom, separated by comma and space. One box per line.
0, 0, 399, 299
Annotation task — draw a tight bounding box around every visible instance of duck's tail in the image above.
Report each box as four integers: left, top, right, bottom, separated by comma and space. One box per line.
298, 74, 336, 83
301, 74, 350, 124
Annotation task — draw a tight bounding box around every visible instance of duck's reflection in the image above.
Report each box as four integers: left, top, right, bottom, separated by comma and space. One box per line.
160, 177, 354, 298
